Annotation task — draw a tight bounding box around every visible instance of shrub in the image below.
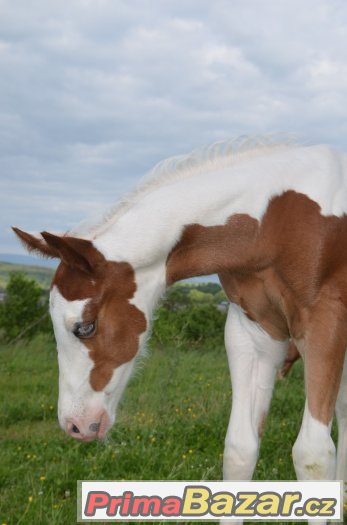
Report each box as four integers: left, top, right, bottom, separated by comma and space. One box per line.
183, 304, 226, 342
0, 272, 51, 341
151, 303, 226, 349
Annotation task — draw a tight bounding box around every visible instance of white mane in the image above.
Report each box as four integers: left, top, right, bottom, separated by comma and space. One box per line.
70, 133, 300, 238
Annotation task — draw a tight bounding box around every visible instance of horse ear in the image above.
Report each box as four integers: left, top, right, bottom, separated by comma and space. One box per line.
40, 232, 105, 274
12, 227, 59, 258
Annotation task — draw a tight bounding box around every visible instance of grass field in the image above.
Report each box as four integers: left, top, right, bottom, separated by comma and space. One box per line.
0, 334, 337, 525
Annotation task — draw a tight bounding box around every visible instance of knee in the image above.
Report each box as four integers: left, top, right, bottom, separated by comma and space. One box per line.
292, 432, 336, 480
224, 433, 258, 470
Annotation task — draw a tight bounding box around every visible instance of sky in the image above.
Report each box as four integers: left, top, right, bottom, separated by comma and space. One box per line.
1, 0, 347, 255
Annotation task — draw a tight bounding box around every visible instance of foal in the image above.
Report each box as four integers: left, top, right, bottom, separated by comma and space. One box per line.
14, 137, 347, 521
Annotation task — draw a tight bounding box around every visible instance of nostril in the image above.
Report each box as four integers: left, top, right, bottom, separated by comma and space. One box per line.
89, 422, 100, 433
71, 424, 80, 434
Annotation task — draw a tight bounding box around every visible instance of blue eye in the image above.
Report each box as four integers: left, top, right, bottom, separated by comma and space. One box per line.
73, 321, 96, 339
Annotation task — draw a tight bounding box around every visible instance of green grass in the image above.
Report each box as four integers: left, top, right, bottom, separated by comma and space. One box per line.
0, 334, 333, 524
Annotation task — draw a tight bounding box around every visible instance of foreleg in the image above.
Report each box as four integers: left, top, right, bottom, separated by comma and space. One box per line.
222, 304, 288, 524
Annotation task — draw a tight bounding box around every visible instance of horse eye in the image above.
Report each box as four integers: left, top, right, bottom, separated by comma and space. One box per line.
73, 321, 96, 339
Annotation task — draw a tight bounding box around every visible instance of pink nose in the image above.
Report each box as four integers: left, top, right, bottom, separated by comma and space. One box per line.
66, 411, 109, 441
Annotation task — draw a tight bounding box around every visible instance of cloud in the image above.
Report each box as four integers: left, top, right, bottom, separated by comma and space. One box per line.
1, 0, 347, 253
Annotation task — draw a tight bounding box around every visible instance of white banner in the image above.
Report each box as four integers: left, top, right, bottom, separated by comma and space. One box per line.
78, 480, 342, 521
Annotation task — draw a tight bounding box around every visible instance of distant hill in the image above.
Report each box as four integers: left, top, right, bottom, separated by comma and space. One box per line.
0, 261, 54, 290
0, 253, 57, 268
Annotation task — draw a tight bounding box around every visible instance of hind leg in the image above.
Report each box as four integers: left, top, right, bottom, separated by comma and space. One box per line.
336, 354, 347, 503
292, 302, 347, 525
222, 303, 288, 524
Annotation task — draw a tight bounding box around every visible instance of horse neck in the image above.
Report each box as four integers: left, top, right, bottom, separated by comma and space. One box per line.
94, 144, 327, 312
94, 155, 275, 265
93, 157, 276, 316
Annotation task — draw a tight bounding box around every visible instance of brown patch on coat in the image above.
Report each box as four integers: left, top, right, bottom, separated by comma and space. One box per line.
52, 258, 147, 391
220, 268, 291, 341
301, 291, 347, 424
167, 190, 347, 424
166, 214, 261, 285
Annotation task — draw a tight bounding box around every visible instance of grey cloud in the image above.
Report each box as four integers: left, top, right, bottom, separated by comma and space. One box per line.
1, 0, 347, 254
